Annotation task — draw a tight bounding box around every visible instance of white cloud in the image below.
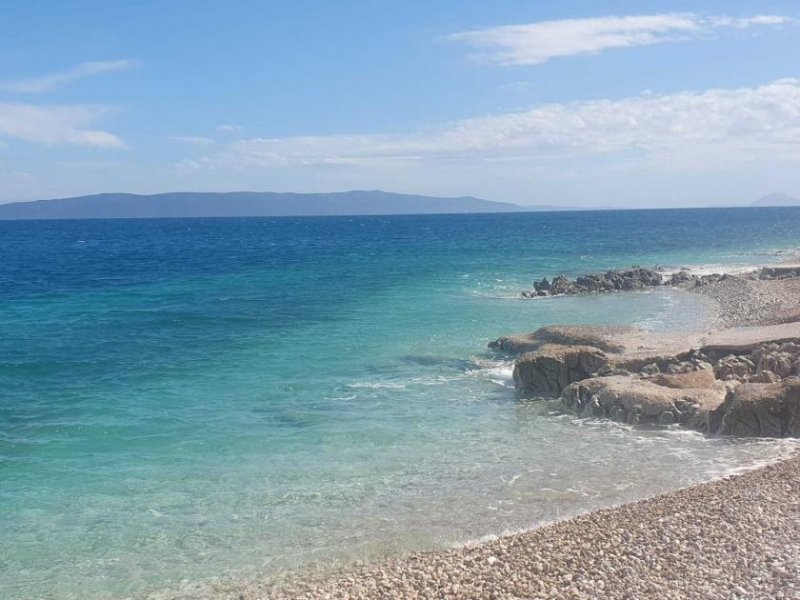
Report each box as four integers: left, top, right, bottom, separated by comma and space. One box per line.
0, 102, 125, 147
447, 13, 791, 65
216, 124, 243, 133
0, 60, 140, 94
709, 15, 791, 28
187, 79, 800, 170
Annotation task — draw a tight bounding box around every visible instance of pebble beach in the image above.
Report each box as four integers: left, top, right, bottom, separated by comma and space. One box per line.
254, 453, 799, 600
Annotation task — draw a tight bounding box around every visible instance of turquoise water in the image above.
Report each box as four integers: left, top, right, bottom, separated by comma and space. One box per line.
2, 208, 800, 599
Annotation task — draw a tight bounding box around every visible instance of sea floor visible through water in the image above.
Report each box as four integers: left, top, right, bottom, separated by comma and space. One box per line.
2, 208, 800, 599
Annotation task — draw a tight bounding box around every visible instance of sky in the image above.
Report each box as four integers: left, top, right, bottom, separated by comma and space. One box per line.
0, 0, 798, 208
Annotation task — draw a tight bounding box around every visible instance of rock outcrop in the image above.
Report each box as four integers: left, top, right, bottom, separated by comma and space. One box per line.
490, 323, 800, 438
718, 379, 800, 437
522, 267, 663, 298
513, 344, 608, 396
492, 325, 700, 376
521, 264, 800, 299
490, 325, 630, 355
560, 376, 728, 432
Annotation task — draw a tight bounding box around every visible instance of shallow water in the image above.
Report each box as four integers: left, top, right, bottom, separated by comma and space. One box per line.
2, 208, 800, 599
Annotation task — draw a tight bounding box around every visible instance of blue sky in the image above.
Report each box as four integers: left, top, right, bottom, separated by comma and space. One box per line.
0, 1, 798, 207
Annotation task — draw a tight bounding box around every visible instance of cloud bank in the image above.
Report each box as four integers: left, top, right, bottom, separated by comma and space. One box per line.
0, 103, 125, 147
182, 79, 800, 172
447, 13, 790, 65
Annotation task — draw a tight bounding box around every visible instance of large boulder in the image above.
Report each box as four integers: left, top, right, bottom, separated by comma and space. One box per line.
560, 376, 728, 432
513, 344, 608, 397
718, 379, 800, 437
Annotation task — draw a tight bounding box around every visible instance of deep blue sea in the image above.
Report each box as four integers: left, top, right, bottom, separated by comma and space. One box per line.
2, 208, 800, 599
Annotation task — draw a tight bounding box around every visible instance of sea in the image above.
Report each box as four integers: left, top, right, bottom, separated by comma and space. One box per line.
2, 207, 800, 599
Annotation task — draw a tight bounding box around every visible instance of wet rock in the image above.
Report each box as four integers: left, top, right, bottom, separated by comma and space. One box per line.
668, 270, 700, 286
718, 379, 800, 437
549, 275, 577, 295
514, 344, 608, 397
521, 267, 663, 298
560, 376, 727, 432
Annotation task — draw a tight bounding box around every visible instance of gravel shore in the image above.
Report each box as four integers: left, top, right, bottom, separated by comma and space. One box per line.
692, 277, 800, 328
215, 453, 800, 599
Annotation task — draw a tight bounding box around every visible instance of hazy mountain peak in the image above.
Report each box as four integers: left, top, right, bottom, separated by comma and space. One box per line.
752, 192, 800, 207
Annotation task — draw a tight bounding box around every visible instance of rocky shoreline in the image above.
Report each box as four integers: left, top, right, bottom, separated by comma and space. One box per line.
228, 454, 800, 599
165, 264, 800, 599
521, 264, 800, 299
490, 321, 800, 437
504, 263, 800, 439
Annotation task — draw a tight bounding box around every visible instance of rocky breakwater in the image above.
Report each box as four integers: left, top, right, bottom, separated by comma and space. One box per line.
521, 264, 800, 299
522, 267, 663, 298
490, 322, 800, 437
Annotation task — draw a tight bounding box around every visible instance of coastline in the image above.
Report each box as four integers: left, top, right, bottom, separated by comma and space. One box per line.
163, 265, 800, 599
6, 215, 800, 600
246, 451, 800, 600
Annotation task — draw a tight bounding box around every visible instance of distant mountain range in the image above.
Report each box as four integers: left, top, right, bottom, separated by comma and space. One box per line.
0, 190, 534, 220
751, 192, 800, 207
0, 190, 797, 220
